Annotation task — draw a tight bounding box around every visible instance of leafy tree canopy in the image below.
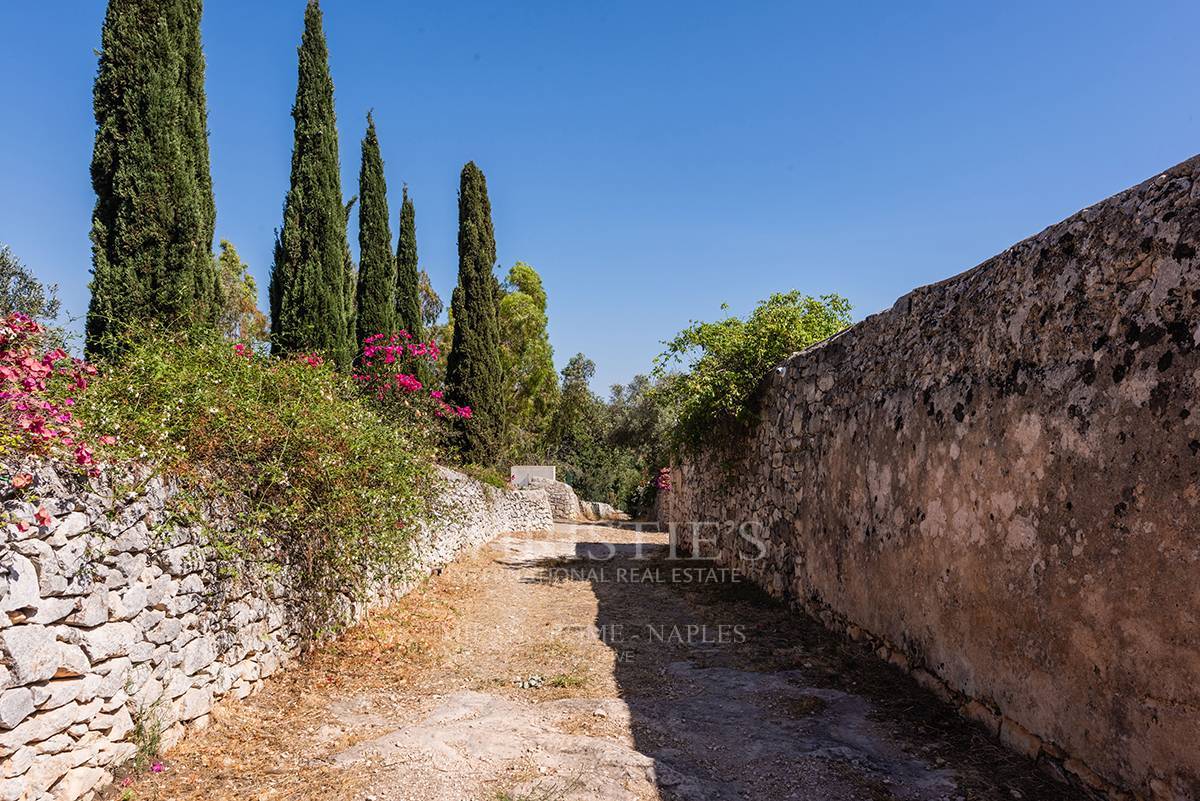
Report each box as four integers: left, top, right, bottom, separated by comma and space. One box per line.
653, 291, 852, 452
1, 245, 60, 323
498, 262, 557, 463
215, 240, 268, 344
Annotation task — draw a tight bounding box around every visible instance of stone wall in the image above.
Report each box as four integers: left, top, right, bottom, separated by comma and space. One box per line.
659, 155, 1200, 801
527, 476, 583, 521
0, 461, 551, 801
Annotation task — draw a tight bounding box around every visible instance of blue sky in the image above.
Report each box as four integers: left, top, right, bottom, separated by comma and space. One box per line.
1, 2, 1198, 390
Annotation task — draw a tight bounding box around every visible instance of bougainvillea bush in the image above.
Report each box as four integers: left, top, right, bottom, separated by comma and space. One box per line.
0, 312, 107, 469
77, 329, 439, 621
352, 331, 470, 449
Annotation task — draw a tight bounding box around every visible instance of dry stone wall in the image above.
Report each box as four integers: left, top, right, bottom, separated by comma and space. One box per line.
0, 461, 551, 801
660, 156, 1200, 801
524, 478, 630, 522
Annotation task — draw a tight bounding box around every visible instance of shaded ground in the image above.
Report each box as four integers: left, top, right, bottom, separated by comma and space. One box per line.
107, 524, 1090, 801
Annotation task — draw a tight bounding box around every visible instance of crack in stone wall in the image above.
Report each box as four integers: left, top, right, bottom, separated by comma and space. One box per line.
660, 155, 1200, 801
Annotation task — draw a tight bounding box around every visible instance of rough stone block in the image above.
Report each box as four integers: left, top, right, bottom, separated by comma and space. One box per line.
0, 688, 34, 730
179, 635, 215, 676
91, 658, 131, 699
0, 701, 79, 751
0, 778, 22, 801
53, 645, 89, 680
0, 554, 40, 614
176, 686, 212, 721
0, 625, 60, 684
106, 586, 147, 622
30, 677, 85, 712
70, 622, 138, 662
144, 616, 182, 645
49, 513, 89, 544
28, 597, 76, 626
66, 591, 107, 628
34, 731, 71, 754
52, 765, 109, 801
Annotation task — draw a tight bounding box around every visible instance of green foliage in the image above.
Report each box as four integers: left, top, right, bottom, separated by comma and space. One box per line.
653, 291, 852, 451
606, 373, 677, 513
214, 240, 267, 343
79, 330, 436, 626
445, 162, 503, 464
354, 113, 395, 349
269, 0, 353, 368
342, 196, 358, 357
395, 187, 423, 339
498, 262, 558, 463
87, 0, 219, 357
458, 463, 508, 490
1, 244, 60, 323
543, 354, 638, 508
418, 269, 442, 331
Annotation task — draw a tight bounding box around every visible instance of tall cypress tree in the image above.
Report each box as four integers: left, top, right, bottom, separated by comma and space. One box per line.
175, 0, 219, 317
395, 186, 422, 339
445, 162, 503, 463
269, 0, 351, 366
86, 0, 219, 356
343, 197, 357, 355
353, 113, 394, 347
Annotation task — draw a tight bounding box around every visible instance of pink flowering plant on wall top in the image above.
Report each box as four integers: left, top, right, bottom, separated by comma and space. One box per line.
74, 328, 439, 610
352, 332, 471, 434
0, 312, 111, 476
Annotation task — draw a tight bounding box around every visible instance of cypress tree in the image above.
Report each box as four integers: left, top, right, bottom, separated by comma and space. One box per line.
86, 0, 219, 357
445, 162, 503, 463
269, 0, 351, 366
343, 197, 357, 355
353, 114, 394, 347
175, 0, 219, 317
395, 186, 422, 340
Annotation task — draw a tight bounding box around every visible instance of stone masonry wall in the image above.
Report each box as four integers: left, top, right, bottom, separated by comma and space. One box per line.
660, 156, 1200, 801
0, 462, 552, 801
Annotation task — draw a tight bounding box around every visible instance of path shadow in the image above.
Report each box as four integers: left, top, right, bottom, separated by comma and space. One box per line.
516, 531, 1093, 801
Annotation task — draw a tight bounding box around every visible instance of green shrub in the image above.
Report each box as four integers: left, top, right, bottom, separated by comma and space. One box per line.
79, 329, 437, 627
459, 463, 508, 490
653, 291, 852, 453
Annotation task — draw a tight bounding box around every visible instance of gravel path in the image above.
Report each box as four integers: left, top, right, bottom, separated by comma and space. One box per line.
109, 525, 1089, 801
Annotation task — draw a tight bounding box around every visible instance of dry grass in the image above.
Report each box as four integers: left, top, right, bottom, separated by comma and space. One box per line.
103, 551, 490, 801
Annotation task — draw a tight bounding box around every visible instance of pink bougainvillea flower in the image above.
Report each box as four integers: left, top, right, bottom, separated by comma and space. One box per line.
394, 373, 422, 392
150, 762, 164, 773
98, 435, 117, 446
74, 444, 95, 466
34, 506, 52, 527
302, 352, 324, 367
10, 472, 33, 490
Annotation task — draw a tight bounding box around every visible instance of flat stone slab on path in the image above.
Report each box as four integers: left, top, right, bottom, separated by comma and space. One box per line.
108, 524, 1090, 801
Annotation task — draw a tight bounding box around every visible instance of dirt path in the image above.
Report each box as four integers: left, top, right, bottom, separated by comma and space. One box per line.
109, 525, 1088, 801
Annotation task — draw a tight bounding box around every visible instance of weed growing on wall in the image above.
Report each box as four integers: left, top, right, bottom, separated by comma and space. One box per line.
78, 329, 438, 624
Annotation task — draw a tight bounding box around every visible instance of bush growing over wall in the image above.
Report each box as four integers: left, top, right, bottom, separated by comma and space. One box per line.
76, 329, 438, 615
653, 291, 852, 452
